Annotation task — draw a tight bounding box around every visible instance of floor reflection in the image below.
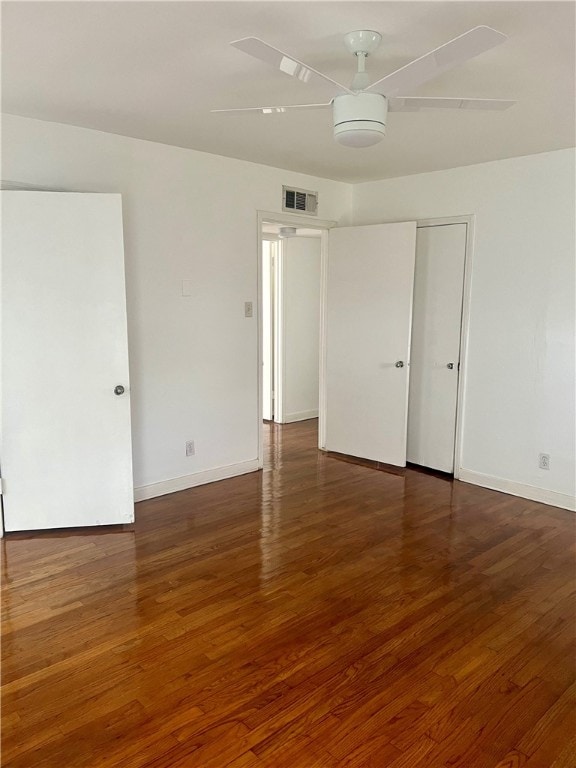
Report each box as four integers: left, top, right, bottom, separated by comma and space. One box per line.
1, 527, 138, 678
259, 419, 460, 598
259, 421, 290, 586
399, 470, 457, 592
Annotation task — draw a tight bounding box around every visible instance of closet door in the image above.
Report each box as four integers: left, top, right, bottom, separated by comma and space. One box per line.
407, 223, 467, 472
1, 192, 134, 531
324, 222, 417, 466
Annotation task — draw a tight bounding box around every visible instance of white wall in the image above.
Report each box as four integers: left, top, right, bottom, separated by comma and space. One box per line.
261, 238, 274, 421
353, 149, 576, 509
1, 114, 352, 499
3, 113, 574, 511
280, 236, 321, 423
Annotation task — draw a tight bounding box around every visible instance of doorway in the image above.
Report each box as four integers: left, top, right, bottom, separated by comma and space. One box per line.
261, 226, 322, 424
257, 212, 335, 467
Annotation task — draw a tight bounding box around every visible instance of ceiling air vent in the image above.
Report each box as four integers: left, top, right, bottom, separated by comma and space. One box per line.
282, 186, 318, 216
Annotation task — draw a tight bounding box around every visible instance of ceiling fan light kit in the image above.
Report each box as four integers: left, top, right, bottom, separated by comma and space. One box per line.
333, 93, 387, 147
216, 26, 516, 149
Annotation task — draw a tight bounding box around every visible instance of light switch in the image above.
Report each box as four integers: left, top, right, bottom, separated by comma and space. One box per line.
182, 280, 192, 297
244, 301, 253, 318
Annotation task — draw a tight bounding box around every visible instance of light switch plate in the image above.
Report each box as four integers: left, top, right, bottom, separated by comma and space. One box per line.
244, 301, 253, 318
182, 280, 192, 297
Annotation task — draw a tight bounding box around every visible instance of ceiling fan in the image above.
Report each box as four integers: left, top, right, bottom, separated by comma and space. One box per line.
213, 27, 516, 147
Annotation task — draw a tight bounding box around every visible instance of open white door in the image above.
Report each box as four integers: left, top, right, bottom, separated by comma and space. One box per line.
323, 222, 417, 466
1, 192, 134, 531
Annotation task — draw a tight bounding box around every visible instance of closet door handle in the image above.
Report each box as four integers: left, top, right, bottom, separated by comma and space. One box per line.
446, 363, 454, 370
395, 361, 404, 368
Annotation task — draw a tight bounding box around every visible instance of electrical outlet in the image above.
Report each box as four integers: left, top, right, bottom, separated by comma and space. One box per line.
538, 453, 550, 470
244, 301, 253, 318
186, 440, 195, 457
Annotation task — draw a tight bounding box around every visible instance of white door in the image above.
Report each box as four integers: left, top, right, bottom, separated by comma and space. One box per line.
1, 191, 134, 531
407, 223, 467, 472
324, 222, 417, 465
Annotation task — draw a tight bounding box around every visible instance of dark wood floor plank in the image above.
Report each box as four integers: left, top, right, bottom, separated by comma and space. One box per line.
2, 419, 574, 767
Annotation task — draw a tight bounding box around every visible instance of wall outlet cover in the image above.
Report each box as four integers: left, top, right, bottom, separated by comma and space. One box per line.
538, 453, 550, 470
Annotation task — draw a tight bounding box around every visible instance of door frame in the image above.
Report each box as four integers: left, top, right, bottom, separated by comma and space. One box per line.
413, 215, 475, 480
261, 235, 278, 422
257, 211, 336, 468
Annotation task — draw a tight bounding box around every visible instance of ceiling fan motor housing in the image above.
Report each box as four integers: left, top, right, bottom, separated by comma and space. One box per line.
333, 93, 388, 147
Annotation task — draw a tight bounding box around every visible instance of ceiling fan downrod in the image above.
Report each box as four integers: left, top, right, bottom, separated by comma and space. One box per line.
346, 30, 382, 92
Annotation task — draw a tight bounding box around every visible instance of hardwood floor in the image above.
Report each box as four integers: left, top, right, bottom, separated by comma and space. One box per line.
2, 419, 575, 767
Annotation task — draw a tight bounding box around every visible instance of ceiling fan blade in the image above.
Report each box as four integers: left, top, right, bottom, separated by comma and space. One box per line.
388, 96, 516, 111
367, 26, 508, 97
231, 37, 354, 94
212, 102, 332, 114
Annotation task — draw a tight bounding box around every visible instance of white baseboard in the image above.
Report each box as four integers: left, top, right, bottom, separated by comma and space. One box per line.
459, 469, 576, 511
282, 409, 319, 424
134, 459, 260, 502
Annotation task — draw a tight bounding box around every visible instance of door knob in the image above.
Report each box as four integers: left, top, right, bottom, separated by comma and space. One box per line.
395, 361, 404, 368
446, 363, 454, 370
114, 385, 125, 395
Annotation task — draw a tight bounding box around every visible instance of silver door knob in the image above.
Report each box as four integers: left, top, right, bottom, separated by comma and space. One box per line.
114, 385, 125, 395
395, 361, 404, 368
446, 363, 454, 370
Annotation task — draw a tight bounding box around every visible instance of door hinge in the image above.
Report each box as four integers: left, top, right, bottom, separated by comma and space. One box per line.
0, 478, 4, 495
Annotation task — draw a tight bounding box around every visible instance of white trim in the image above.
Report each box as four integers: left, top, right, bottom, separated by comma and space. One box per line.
261, 240, 276, 422
257, 219, 264, 468
415, 215, 474, 229
275, 238, 286, 424
134, 460, 260, 502
258, 211, 337, 231
415, 215, 475, 480
318, 229, 330, 450
282, 410, 319, 424
256, 211, 336, 468
459, 469, 576, 512
454, 216, 475, 481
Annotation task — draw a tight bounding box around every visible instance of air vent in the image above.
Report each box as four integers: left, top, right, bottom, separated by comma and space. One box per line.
282, 186, 318, 216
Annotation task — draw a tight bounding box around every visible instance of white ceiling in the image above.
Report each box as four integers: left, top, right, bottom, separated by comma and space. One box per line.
2, 1, 574, 183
